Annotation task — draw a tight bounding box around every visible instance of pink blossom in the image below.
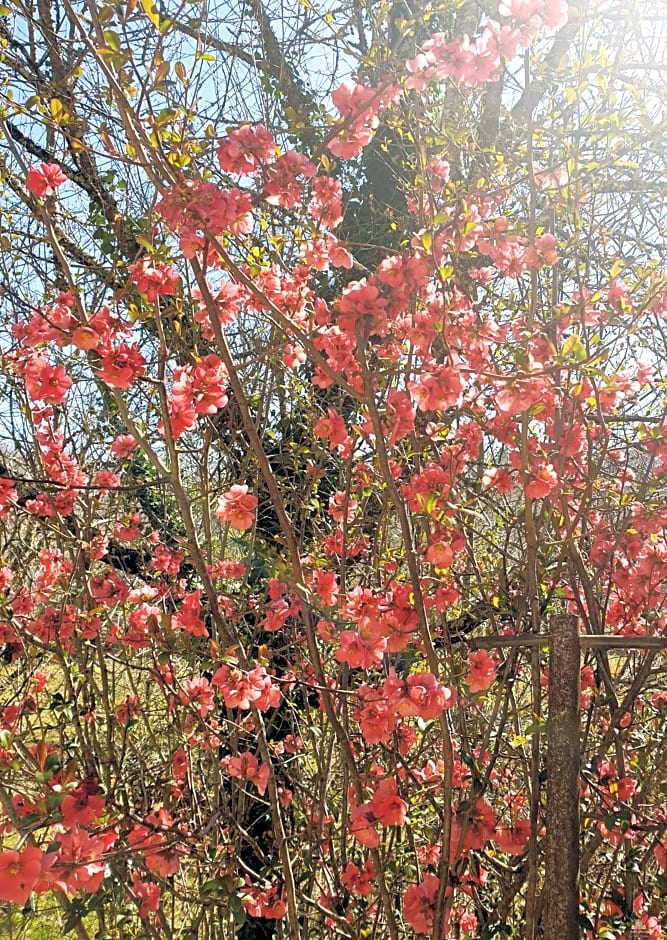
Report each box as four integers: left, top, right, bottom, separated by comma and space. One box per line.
426, 541, 454, 569
172, 590, 208, 637
178, 677, 216, 717
212, 664, 281, 712
313, 408, 351, 456
24, 356, 72, 405
308, 176, 343, 228
26, 163, 67, 197
222, 751, 270, 795
130, 873, 161, 918
403, 874, 443, 936
335, 629, 386, 668
96, 343, 146, 388
466, 650, 498, 693
524, 463, 558, 499
370, 778, 408, 827
495, 818, 531, 854
0, 846, 47, 905
129, 256, 181, 302
263, 151, 316, 208
215, 484, 257, 531
399, 672, 456, 718
341, 860, 375, 896
217, 124, 276, 174
349, 802, 380, 848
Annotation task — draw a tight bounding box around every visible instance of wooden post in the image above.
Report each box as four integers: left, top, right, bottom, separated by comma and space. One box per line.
542, 614, 581, 939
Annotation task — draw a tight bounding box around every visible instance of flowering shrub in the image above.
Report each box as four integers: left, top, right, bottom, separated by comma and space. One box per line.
0, 0, 665, 937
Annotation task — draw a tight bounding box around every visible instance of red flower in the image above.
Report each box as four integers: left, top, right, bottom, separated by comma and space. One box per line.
399, 672, 456, 719
495, 818, 531, 854
24, 356, 72, 405
178, 677, 216, 718
26, 163, 67, 197
70, 324, 99, 350
212, 664, 281, 712
51, 826, 117, 895
310, 569, 339, 607
127, 823, 181, 879
96, 343, 146, 388
425, 541, 454, 569
172, 590, 208, 637
349, 802, 380, 848
335, 629, 386, 669
110, 434, 138, 459
341, 859, 375, 896
327, 80, 388, 159
410, 365, 463, 412
221, 751, 270, 795
524, 463, 558, 499
454, 797, 497, 852
217, 123, 276, 174
0, 476, 17, 518
240, 880, 286, 919
0, 846, 45, 905
403, 873, 449, 936
215, 484, 257, 531
61, 783, 106, 828
370, 778, 408, 827
313, 408, 351, 455
354, 693, 400, 744
130, 872, 161, 918
262, 151, 316, 208
308, 176, 343, 229
128, 256, 180, 302
466, 649, 498, 693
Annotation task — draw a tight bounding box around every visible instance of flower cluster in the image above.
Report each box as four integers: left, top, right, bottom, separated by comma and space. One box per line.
215, 484, 257, 530
26, 162, 67, 197
167, 354, 229, 438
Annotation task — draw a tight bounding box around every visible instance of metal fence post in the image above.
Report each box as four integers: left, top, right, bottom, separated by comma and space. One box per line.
542, 613, 581, 939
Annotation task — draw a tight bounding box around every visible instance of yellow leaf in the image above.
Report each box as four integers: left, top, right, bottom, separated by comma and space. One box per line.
49, 98, 68, 123
610, 259, 624, 278
561, 333, 587, 361
134, 234, 154, 252
140, 0, 160, 29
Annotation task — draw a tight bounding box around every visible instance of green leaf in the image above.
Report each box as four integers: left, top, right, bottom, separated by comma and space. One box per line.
230, 895, 247, 926
561, 333, 587, 362
200, 879, 223, 896
103, 30, 121, 52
